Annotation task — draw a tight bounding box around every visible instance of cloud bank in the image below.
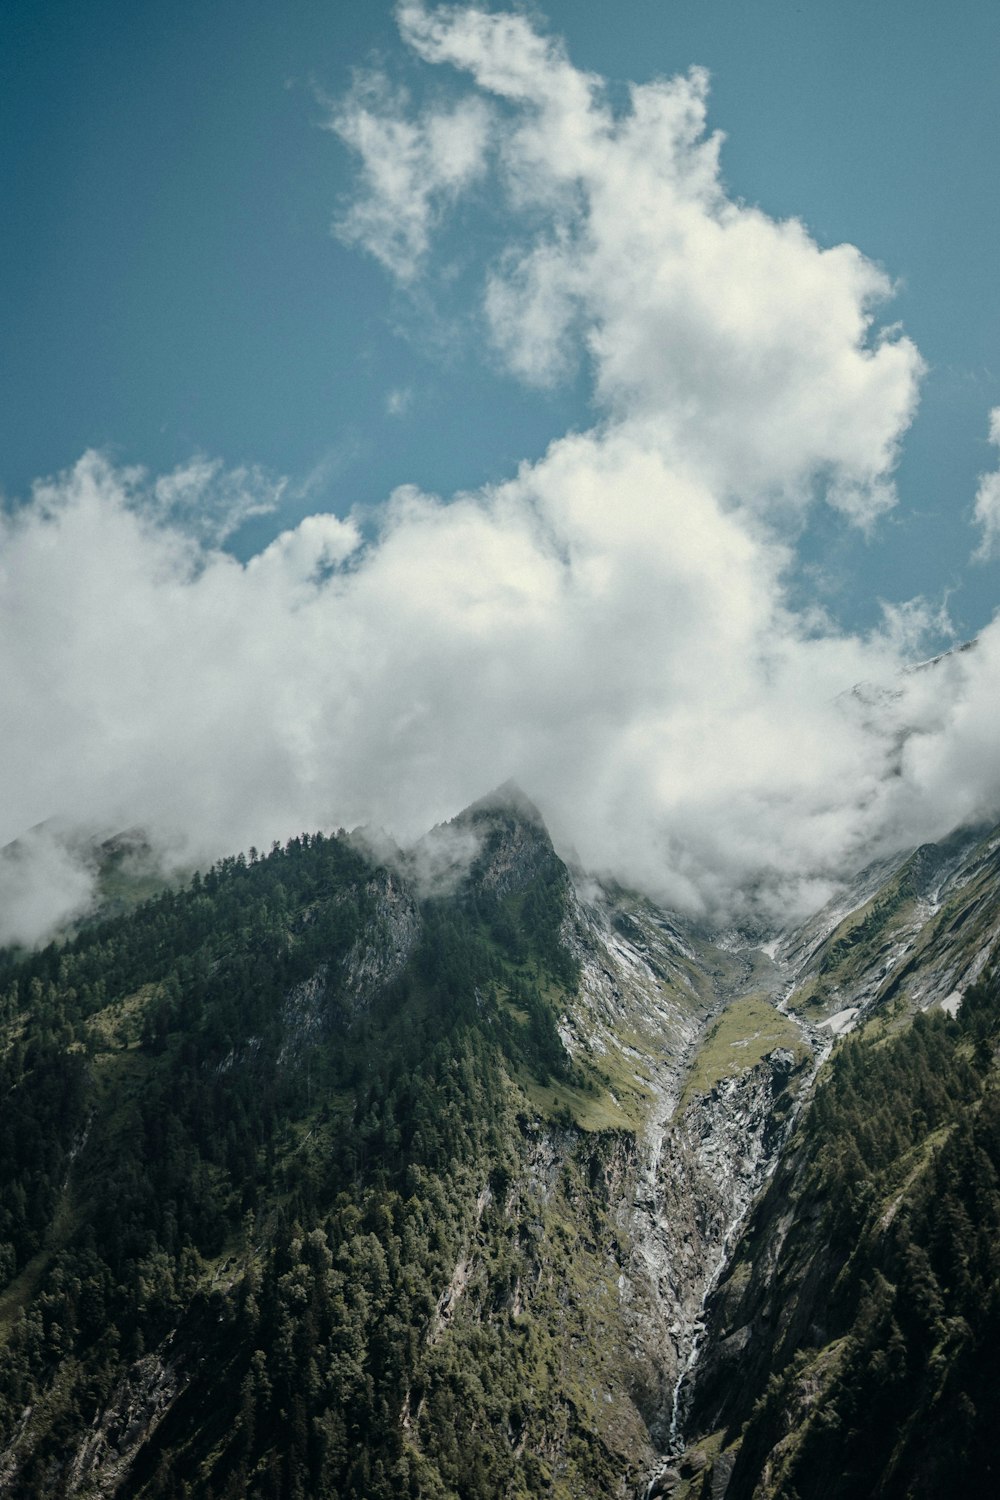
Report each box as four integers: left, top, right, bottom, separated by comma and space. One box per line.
2, 2, 999, 944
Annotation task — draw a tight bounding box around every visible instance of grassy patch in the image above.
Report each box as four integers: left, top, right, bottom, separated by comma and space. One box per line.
668, 1428, 731, 1500
519, 1069, 639, 1132
875, 1123, 954, 1231
680, 994, 806, 1108
516, 1010, 671, 1131
789, 871, 922, 1016
86, 982, 162, 1050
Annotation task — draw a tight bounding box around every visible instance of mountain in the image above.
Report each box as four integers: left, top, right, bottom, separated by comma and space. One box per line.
1, 789, 999, 1497
675, 825, 1000, 1500
0, 821, 174, 951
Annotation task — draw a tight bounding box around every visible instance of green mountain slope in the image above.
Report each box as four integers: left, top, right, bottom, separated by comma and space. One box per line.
4, 791, 781, 1499
678, 836, 1000, 1500
779, 823, 1000, 1028
682, 970, 1000, 1499
6, 795, 1000, 1499
0, 802, 599, 1497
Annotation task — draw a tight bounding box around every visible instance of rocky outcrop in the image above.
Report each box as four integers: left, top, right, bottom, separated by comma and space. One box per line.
0, 1353, 183, 1499
341, 869, 421, 1006
279, 963, 331, 1061
463, 788, 562, 902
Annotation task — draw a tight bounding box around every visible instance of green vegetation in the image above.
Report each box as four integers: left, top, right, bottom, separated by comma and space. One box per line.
790, 872, 917, 1015
693, 963, 1000, 1499
0, 810, 661, 1498
679, 994, 806, 1110
9, 798, 998, 1499
790, 831, 1000, 1021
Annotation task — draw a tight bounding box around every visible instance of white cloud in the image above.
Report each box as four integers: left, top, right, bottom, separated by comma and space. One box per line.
484, 238, 581, 386
2, 422, 993, 947
972, 407, 1000, 561
3, 6, 998, 947
152, 456, 285, 544
346, 4, 923, 525
329, 71, 491, 281
0, 825, 98, 949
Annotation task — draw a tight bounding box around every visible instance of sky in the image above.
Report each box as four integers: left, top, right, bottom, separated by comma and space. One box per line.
2, 0, 1000, 943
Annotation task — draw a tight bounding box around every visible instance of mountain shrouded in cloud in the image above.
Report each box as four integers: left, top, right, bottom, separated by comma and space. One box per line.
2, 2, 999, 945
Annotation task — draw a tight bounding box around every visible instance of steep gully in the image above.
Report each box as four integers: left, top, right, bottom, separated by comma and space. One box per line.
609, 825, 1000, 1496
233, 809, 1000, 1495
662, 991, 832, 1458
644, 975, 826, 1489
384, 810, 1000, 1495
558, 880, 835, 1495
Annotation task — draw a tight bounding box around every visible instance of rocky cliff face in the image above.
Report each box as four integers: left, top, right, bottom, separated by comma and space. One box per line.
777, 821, 1000, 1027
341, 869, 422, 1005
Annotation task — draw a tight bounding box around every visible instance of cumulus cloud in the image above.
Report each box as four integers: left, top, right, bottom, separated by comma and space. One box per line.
972, 407, 1000, 561
1, 424, 993, 946
2, 4, 998, 946
347, 3, 923, 523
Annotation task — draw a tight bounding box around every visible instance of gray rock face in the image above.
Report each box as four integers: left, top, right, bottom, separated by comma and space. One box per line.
708, 1447, 737, 1498
647, 1464, 682, 1495
536, 875, 819, 1478
341, 869, 421, 1007
625, 1051, 806, 1454
64, 1355, 178, 1498
470, 816, 560, 906
776, 821, 1000, 1026
279, 868, 421, 1061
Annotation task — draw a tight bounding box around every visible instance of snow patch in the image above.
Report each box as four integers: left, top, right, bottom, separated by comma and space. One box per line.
818, 1006, 859, 1036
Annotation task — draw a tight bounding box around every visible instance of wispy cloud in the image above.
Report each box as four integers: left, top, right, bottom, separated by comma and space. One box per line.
385, 385, 414, 417
972, 407, 1000, 561
152, 455, 286, 544
329, 70, 491, 282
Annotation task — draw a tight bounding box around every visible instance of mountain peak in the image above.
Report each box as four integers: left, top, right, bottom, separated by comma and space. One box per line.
459, 778, 547, 828
438, 782, 562, 903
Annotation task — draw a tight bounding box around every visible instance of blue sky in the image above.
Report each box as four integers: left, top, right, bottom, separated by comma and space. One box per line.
4, 0, 1000, 942
3, 0, 999, 634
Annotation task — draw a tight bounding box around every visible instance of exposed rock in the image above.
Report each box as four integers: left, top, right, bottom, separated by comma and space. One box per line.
278, 868, 421, 1060
64, 1354, 180, 1496
628, 1050, 809, 1452
471, 818, 558, 902
776, 822, 1000, 1025
279, 962, 331, 1061
341, 868, 421, 1007
647, 1464, 682, 1495
709, 1448, 737, 1498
